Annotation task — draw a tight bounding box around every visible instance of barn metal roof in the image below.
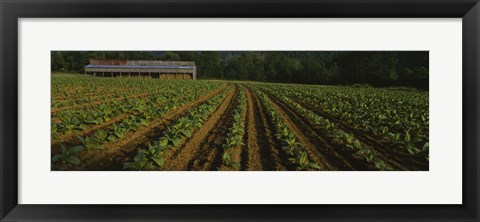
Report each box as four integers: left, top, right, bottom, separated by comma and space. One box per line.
84, 64, 195, 69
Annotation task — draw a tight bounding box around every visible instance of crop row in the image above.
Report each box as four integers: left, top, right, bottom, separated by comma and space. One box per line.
53, 88, 149, 110
251, 86, 321, 170
52, 82, 223, 140
221, 86, 247, 168
52, 81, 225, 169
264, 84, 429, 161
123, 87, 231, 170
261, 86, 391, 170
52, 77, 206, 104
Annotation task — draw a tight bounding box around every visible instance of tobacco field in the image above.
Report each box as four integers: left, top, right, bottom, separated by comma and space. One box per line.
51, 76, 429, 171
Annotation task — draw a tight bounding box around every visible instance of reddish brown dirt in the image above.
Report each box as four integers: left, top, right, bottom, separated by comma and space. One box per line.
162, 87, 236, 171
53, 88, 132, 102
218, 88, 247, 171
52, 92, 190, 148
51, 112, 132, 147
186, 87, 239, 171
73, 83, 229, 170
52, 91, 186, 144
293, 99, 427, 170
241, 88, 263, 171
245, 86, 292, 171
52, 86, 85, 96
218, 145, 243, 171
53, 81, 426, 171
263, 92, 374, 170
261, 92, 338, 171
51, 92, 150, 114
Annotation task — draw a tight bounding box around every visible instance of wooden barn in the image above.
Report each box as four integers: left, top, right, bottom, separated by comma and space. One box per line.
84, 59, 197, 80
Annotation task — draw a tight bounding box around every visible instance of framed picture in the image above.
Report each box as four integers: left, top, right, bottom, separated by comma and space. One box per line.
1, 0, 479, 221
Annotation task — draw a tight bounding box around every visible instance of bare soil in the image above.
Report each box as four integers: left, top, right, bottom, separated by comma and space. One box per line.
162, 86, 236, 170
263, 91, 375, 170
53, 88, 132, 102
52, 81, 427, 171
241, 87, 264, 170
190, 87, 241, 171
293, 99, 427, 170
243, 86, 292, 171
218, 88, 247, 171
58, 83, 228, 170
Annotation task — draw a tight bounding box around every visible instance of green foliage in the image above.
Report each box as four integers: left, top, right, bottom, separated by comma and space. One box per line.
124, 87, 231, 170
123, 143, 167, 170
257, 82, 428, 169
221, 87, 246, 168
51, 74, 428, 171
76, 135, 103, 151
222, 153, 241, 168
52, 144, 85, 167
52, 77, 226, 170
255, 88, 321, 170
51, 51, 428, 89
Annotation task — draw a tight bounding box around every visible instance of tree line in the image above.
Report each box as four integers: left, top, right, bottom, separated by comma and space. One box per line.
51, 51, 428, 89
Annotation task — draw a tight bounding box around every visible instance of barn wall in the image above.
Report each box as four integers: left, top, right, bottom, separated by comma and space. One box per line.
84, 60, 197, 80
85, 68, 194, 74
126, 61, 195, 67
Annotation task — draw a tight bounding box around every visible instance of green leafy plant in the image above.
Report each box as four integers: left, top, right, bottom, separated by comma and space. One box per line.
124, 87, 230, 171
222, 153, 240, 167
52, 144, 85, 166
76, 135, 102, 151
111, 123, 130, 139
123, 143, 167, 170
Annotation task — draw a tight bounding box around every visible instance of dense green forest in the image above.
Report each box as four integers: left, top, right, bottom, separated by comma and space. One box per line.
51, 51, 428, 89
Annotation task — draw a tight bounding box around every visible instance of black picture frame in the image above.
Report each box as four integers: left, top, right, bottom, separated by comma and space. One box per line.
1, 0, 479, 221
